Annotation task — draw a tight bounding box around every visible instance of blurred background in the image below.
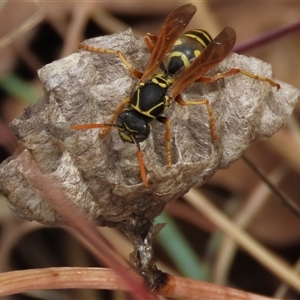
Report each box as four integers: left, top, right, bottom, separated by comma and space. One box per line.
0, 1, 300, 299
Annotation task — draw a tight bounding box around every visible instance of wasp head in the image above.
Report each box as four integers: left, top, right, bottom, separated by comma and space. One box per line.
116, 109, 151, 144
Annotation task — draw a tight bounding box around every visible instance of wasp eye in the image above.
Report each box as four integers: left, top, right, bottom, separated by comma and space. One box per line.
133, 123, 151, 142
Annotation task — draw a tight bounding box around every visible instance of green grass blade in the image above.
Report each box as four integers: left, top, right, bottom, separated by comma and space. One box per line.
155, 212, 208, 280
0, 73, 41, 104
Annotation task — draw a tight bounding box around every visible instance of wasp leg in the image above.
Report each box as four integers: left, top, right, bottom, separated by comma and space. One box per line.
101, 97, 131, 136
79, 43, 143, 79
198, 67, 280, 90
70, 98, 130, 135
175, 95, 217, 141
70, 124, 110, 130
157, 116, 172, 168
132, 137, 148, 187
144, 33, 158, 52
143, 34, 165, 72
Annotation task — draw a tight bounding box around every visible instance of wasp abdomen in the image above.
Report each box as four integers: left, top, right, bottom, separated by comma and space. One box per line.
167, 29, 212, 76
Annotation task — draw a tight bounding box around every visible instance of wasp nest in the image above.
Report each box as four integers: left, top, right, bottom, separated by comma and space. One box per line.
0, 28, 299, 229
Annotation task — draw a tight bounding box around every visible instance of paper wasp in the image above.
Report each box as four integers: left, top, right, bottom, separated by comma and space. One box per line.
71, 4, 280, 187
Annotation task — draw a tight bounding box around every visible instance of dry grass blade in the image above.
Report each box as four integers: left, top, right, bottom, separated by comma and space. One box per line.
212, 165, 288, 284
0, 267, 273, 300
184, 188, 300, 294
0, 267, 140, 297
274, 258, 300, 299
160, 275, 274, 300
242, 155, 300, 218
234, 19, 300, 53
0, 1, 45, 50
60, 2, 97, 57
16, 149, 156, 300
92, 6, 139, 35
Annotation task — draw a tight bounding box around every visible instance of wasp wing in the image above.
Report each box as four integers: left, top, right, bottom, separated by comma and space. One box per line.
168, 27, 236, 99
141, 4, 196, 82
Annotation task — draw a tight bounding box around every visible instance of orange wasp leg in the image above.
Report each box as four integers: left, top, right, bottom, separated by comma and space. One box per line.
157, 116, 172, 168
70, 123, 110, 130
70, 124, 149, 187
132, 137, 148, 187
79, 43, 143, 79
100, 97, 131, 136
175, 95, 217, 141
144, 33, 158, 52
70, 97, 131, 136
198, 67, 280, 90
144, 33, 167, 72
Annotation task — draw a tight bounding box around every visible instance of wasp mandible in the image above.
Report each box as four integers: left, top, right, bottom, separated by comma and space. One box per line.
71, 4, 280, 187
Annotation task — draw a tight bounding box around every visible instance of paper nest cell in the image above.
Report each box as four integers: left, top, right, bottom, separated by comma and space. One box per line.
0, 28, 299, 228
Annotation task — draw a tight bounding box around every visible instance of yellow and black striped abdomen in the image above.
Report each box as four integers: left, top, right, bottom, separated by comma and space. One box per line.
166, 29, 212, 76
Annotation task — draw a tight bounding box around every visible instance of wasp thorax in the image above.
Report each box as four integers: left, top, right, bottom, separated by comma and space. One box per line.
117, 108, 151, 143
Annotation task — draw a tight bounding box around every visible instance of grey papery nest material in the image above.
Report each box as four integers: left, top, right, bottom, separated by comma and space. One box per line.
0, 28, 298, 288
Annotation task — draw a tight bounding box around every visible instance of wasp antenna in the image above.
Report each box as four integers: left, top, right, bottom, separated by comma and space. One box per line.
133, 138, 148, 187
70, 123, 116, 130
